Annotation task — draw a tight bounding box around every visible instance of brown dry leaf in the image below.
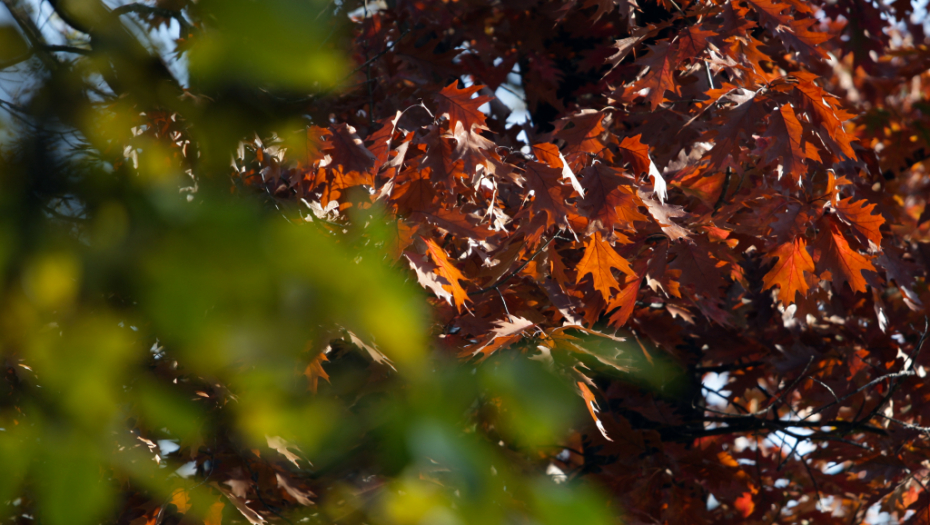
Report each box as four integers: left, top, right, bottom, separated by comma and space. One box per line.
405, 251, 454, 305
462, 316, 536, 360
170, 488, 191, 514
577, 380, 613, 441
303, 350, 330, 394
224, 478, 250, 499
638, 190, 690, 241
345, 329, 396, 370
212, 483, 265, 525
265, 435, 305, 468
204, 500, 225, 525
424, 238, 471, 312
276, 473, 315, 506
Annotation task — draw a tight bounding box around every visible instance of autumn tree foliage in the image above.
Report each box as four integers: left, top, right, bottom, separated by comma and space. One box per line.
2, 0, 930, 524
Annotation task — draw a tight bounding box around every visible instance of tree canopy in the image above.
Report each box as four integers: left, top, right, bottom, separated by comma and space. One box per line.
1, 0, 930, 524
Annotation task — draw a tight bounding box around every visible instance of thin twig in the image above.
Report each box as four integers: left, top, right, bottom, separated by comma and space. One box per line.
877, 413, 930, 434
864, 318, 929, 423
694, 360, 764, 373
769, 356, 815, 413
802, 369, 918, 422
468, 234, 558, 296
801, 454, 825, 510
667, 0, 685, 14
41, 44, 91, 55
701, 384, 750, 414
112, 3, 192, 35
318, 27, 411, 97
705, 356, 812, 418
776, 431, 801, 471
1, 0, 62, 71
704, 60, 715, 90
496, 288, 513, 322
810, 377, 839, 405
697, 415, 886, 435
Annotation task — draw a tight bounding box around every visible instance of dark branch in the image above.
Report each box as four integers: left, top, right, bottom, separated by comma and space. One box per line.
112, 3, 192, 35
42, 45, 91, 55
469, 234, 558, 296
694, 360, 764, 373
863, 318, 929, 423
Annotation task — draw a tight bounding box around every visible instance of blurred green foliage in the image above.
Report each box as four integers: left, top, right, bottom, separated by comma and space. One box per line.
0, 1, 613, 524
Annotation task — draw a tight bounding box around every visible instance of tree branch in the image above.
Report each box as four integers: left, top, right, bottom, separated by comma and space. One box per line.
1, 0, 62, 71
802, 369, 918, 422
863, 318, 928, 423
469, 234, 558, 296
112, 2, 192, 35
694, 360, 764, 373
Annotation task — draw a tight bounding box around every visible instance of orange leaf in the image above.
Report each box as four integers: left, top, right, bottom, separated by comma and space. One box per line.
303, 351, 330, 394
412, 208, 491, 240
385, 220, 417, 261
204, 501, 225, 525
607, 271, 644, 328
434, 82, 492, 132
366, 111, 401, 173
577, 381, 613, 441
424, 238, 471, 312
449, 120, 494, 176
170, 488, 191, 514
734, 491, 755, 518
616, 134, 652, 177
762, 238, 815, 304
814, 217, 876, 294
576, 232, 635, 301
390, 165, 437, 215
834, 197, 884, 246
532, 142, 584, 197
676, 26, 715, 61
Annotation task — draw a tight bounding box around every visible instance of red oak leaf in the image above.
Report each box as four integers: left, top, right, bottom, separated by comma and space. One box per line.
631, 41, 680, 110
576, 231, 635, 301
434, 82, 493, 132
522, 160, 574, 229
607, 270, 645, 328
424, 238, 471, 312
793, 78, 858, 160
762, 238, 816, 304
579, 163, 647, 231
834, 196, 884, 246
761, 103, 821, 185
324, 123, 376, 174
813, 216, 877, 293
